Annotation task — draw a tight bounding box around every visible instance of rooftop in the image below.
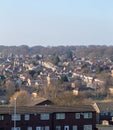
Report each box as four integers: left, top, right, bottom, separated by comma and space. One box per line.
0, 105, 95, 114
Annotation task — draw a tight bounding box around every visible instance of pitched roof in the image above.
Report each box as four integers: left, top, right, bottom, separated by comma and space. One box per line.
28, 97, 53, 106
95, 102, 113, 112
0, 105, 95, 114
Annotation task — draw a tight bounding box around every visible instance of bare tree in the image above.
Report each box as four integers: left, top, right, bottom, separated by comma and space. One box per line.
10, 90, 31, 106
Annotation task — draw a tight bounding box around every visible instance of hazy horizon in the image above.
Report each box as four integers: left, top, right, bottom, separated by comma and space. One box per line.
0, 0, 113, 47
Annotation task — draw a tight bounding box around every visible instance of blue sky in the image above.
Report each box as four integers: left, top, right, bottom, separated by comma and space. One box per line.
0, 0, 113, 46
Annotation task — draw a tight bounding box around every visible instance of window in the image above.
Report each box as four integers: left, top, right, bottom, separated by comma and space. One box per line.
36, 127, 41, 130
101, 112, 108, 116
12, 114, 21, 121
56, 126, 61, 130
84, 125, 92, 130
72, 125, 77, 130
40, 113, 50, 120
27, 127, 32, 130
36, 126, 49, 130
84, 113, 92, 119
56, 113, 65, 119
100, 112, 105, 116
110, 112, 113, 116
11, 127, 21, 130
0, 115, 4, 120
106, 112, 108, 115
40, 127, 44, 130
25, 114, 30, 120
104, 112, 108, 116
75, 113, 80, 119
45, 126, 49, 130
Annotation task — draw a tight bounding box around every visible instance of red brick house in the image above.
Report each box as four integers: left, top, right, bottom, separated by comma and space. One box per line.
0, 105, 97, 130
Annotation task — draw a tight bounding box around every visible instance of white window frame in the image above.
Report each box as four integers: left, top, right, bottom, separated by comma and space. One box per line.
36, 126, 49, 130
84, 125, 92, 130
56, 126, 61, 130
75, 113, 80, 119
40, 113, 50, 120
11, 127, 21, 130
72, 125, 77, 130
45, 126, 49, 130
56, 113, 65, 119
36, 127, 41, 130
12, 114, 21, 121
84, 113, 92, 119
25, 114, 30, 120
27, 127, 32, 130
0, 115, 4, 120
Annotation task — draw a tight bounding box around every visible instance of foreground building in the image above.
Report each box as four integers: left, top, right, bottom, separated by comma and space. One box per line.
0, 105, 97, 130
93, 102, 113, 125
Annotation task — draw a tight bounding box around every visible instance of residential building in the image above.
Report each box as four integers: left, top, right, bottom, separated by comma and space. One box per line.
0, 105, 97, 130
93, 102, 113, 125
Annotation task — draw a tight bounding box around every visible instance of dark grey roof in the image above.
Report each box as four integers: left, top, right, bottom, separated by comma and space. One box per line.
96, 102, 113, 112
0, 105, 95, 114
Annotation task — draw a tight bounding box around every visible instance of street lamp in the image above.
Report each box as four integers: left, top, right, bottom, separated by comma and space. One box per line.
14, 98, 16, 130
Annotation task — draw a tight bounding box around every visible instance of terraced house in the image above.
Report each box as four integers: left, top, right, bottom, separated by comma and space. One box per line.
0, 105, 97, 130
